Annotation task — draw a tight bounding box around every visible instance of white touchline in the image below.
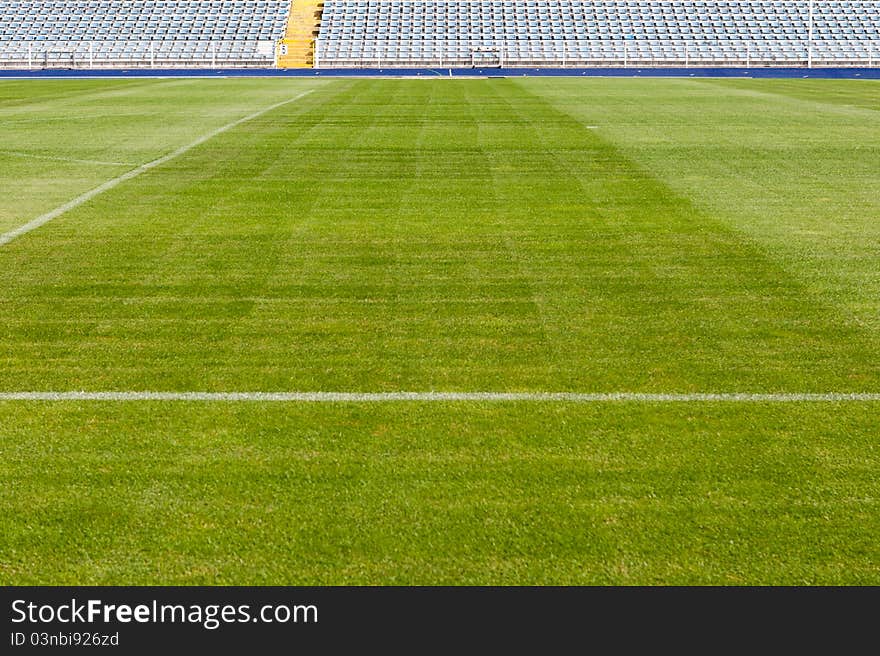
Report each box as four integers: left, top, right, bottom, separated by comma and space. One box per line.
0, 89, 315, 248
0, 391, 878, 402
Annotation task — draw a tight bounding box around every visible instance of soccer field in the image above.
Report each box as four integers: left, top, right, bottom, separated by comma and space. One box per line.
1, 77, 878, 585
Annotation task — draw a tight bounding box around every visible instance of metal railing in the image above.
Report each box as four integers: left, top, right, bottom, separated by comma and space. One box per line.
0, 40, 277, 69
3, 38, 879, 70
314, 39, 880, 68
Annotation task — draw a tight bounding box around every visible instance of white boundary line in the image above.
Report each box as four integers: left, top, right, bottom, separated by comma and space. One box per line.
0, 391, 878, 402
0, 89, 314, 248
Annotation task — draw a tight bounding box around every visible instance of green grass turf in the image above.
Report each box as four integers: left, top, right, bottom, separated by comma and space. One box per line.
0, 77, 878, 584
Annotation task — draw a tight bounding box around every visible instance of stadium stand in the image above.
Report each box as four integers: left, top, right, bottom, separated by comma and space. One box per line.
0, 1, 290, 68
0, 1, 877, 69
315, 1, 880, 68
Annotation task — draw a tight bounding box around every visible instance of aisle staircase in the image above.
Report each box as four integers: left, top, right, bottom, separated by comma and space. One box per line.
276, 0, 323, 67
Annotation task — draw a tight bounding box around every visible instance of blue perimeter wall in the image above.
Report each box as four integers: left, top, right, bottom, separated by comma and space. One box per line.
1, 66, 879, 79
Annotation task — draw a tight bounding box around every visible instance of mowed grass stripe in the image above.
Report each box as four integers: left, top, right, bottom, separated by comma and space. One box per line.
0, 89, 316, 247
0, 79, 328, 234
478, 79, 880, 392
523, 77, 880, 331
0, 80, 878, 393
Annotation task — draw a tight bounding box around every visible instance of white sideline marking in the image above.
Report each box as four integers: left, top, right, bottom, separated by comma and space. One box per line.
0, 90, 314, 248
0, 391, 878, 403
0, 150, 132, 167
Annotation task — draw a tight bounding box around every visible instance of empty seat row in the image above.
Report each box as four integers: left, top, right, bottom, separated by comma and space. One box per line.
0, 1, 288, 44
0, 0, 288, 66
316, 0, 880, 66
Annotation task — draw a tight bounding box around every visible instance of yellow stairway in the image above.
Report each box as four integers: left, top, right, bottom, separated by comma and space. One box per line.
277, 0, 324, 68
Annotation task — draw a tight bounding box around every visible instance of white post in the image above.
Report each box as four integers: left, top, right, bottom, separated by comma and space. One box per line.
89, 42, 93, 69
623, 40, 627, 67
747, 41, 750, 68
28, 43, 32, 68
684, 44, 688, 68
562, 41, 566, 67
149, 42, 154, 68
313, 38, 319, 68
211, 41, 216, 67
807, 0, 814, 68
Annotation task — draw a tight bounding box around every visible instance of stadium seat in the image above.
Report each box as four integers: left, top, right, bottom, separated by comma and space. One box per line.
0, 0, 289, 67
314, 0, 880, 68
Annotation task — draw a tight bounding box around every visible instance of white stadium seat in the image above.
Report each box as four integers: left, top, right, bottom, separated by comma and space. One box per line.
314, 0, 880, 67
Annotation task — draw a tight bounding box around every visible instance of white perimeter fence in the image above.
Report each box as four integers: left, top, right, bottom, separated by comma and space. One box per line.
2, 38, 879, 69
314, 38, 880, 68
